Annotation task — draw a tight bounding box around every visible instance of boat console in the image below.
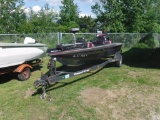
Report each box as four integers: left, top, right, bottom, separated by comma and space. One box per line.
48, 28, 111, 53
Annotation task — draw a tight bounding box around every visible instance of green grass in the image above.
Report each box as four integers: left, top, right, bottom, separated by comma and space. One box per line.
0, 48, 160, 120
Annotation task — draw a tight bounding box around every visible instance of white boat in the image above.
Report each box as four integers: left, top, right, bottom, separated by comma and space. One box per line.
0, 37, 48, 68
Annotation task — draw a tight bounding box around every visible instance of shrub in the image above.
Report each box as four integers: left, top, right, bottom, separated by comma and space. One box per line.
139, 33, 156, 48
132, 43, 149, 49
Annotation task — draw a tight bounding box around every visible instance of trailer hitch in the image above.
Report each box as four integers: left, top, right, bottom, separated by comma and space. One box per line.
33, 74, 51, 99
34, 74, 48, 87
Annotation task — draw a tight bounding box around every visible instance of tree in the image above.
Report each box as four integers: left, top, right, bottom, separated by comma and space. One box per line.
0, 0, 26, 33
143, 0, 160, 32
121, 0, 159, 32
91, 0, 160, 33
79, 16, 96, 32
59, 0, 80, 32
26, 3, 58, 33
38, 3, 59, 33
92, 0, 125, 32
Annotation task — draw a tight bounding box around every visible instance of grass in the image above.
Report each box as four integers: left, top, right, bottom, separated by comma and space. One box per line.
0, 48, 160, 120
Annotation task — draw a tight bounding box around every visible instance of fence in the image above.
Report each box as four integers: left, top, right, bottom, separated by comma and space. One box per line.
0, 33, 160, 48
0, 33, 59, 48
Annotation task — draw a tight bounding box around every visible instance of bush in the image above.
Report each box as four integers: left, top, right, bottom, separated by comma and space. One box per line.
132, 43, 149, 49
139, 33, 156, 48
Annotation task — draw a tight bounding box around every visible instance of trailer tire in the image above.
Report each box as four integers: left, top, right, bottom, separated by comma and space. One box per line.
17, 67, 31, 80
115, 55, 122, 67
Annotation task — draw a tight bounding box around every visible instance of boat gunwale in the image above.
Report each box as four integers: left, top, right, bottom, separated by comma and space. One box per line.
49, 43, 122, 56
0, 43, 47, 47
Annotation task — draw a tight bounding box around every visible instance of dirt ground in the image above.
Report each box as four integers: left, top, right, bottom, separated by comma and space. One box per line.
80, 84, 160, 120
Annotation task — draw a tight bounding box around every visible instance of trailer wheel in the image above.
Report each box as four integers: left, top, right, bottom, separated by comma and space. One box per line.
17, 67, 31, 80
115, 55, 122, 67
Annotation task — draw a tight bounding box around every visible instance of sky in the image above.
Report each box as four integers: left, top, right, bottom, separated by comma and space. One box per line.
24, 0, 100, 18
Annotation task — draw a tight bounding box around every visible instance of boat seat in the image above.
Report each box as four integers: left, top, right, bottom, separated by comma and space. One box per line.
93, 36, 106, 46
76, 38, 87, 48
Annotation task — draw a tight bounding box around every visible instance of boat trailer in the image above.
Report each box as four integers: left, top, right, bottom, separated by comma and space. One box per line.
34, 51, 122, 99
0, 59, 42, 81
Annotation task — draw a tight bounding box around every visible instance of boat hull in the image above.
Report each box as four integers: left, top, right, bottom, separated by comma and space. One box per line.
0, 43, 47, 68
49, 43, 122, 66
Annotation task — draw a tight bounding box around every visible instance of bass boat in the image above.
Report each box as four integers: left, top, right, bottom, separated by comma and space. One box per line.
33, 29, 123, 98
48, 28, 122, 66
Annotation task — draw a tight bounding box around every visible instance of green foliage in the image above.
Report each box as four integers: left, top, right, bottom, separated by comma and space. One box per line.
91, 0, 125, 32
0, 0, 26, 33
0, 1, 59, 34
26, 3, 58, 33
147, 23, 160, 33
59, 0, 79, 27
132, 43, 149, 49
79, 16, 96, 32
91, 0, 160, 33
139, 33, 156, 48
55, 25, 68, 32
0, 0, 160, 34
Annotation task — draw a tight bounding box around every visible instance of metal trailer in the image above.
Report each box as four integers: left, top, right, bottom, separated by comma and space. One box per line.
34, 51, 122, 99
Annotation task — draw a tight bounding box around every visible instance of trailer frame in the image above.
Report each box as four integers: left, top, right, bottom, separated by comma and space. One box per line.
34, 51, 122, 99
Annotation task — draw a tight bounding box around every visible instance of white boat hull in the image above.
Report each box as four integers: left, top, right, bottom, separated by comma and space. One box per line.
0, 43, 47, 68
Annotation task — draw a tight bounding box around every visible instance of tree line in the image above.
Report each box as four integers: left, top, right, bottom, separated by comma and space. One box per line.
0, 0, 160, 34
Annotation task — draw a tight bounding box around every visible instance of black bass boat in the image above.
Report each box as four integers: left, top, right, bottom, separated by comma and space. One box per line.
34, 28, 122, 99
48, 28, 122, 66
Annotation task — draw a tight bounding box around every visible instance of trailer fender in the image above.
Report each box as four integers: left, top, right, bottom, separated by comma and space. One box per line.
14, 64, 32, 73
